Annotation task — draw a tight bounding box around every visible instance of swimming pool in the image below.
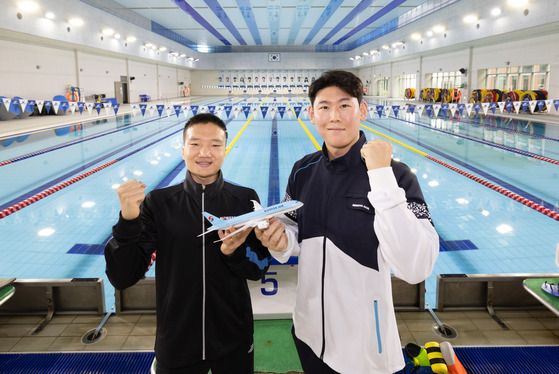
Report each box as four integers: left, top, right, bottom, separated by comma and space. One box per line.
1, 95, 558, 308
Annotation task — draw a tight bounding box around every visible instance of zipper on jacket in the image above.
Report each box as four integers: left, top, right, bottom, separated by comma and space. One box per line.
374, 300, 382, 354
201, 185, 206, 360
320, 171, 335, 360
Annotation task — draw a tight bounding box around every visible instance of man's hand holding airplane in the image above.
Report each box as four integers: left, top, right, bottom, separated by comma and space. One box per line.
255, 217, 288, 252
218, 225, 253, 256
361, 138, 393, 171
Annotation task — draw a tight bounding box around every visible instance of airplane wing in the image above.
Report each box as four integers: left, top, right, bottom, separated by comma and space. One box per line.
202, 200, 304, 242
214, 221, 256, 243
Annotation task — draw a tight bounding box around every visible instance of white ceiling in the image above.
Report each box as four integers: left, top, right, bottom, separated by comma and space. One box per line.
82, 0, 452, 53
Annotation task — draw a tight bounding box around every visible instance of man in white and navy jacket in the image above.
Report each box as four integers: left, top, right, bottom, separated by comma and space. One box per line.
256, 70, 439, 374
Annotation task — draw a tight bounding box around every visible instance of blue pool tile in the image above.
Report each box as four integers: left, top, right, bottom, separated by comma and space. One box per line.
440, 239, 478, 252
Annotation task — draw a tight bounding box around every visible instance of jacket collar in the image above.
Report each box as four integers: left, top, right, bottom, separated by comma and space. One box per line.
321, 131, 368, 171
183, 170, 224, 197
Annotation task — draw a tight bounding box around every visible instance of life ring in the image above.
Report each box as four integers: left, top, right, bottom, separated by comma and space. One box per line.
66, 92, 78, 102
404, 88, 415, 99
440, 89, 451, 103
183, 88, 189, 94
470, 89, 482, 103
363, 87, 368, 94
451, 89, 461, 103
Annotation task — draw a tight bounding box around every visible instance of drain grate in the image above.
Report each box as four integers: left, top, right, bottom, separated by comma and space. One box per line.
81, 328, 107, 345
432, 323, 458, 339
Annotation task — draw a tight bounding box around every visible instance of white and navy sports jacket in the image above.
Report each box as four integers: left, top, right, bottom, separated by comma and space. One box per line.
272, 132, 439, 374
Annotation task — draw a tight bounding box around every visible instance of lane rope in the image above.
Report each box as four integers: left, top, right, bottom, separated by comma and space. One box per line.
360, 123, 559, 221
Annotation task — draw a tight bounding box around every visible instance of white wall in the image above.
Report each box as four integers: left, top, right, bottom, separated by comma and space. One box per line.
0, 39, 75, 100
77, 52, 126, 99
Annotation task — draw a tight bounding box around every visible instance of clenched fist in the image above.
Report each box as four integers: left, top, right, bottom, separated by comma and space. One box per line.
361, 139, 393, 171
117, 179, 146, 220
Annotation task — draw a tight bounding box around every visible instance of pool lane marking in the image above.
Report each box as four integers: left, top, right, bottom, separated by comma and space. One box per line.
0, 97, 234, 167
282, 96, 321, 151
0, 118, 192, 219
360, 122, 559, 221
225, 96, 268, 155
390, 115, 559, 165
360, 123, 427, 157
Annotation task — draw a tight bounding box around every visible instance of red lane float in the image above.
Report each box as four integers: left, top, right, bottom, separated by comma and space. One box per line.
425, 155, 559, 221
0, 159, 118, 219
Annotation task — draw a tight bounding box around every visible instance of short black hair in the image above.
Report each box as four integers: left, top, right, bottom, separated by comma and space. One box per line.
183, 113, 228, 142
308, 70, 363, 106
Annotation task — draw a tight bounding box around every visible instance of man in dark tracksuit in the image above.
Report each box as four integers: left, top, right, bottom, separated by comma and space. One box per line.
105, 113, 270, 374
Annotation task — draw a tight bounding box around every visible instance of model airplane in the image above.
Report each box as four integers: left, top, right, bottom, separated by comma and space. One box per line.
542, 281, 559, 297
200, 200, 303, 242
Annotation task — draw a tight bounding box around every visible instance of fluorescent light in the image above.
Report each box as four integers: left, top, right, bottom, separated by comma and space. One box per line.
433, 25, 445, 33
102, 28, 114, 36
126, 35, 136, 42
18, 1, 39, 12
411, 33, 421, 40
426, 30, 433, 37
68, 17, 84, 26
491, 7, 502, 16
158, 46, 167, 52
114, 33, 121, 39
349, 57, 355, 61
144, 42, 153, 48
508, 0, 528, 7
179, 53, 186, 57
45, 11, 55, 19
362, 52, 369, 56
370, 49, 378, 54
381, 45, 389, 50
463, 14, 478, 23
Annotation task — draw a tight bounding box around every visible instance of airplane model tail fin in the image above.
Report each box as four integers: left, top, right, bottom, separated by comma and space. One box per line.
202, 212, 225, 226
252, 200, 263, 211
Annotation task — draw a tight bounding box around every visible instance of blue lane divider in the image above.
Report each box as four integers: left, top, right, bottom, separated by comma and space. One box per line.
1, 97, 237, 166
0, 120, 185, 212
391, 115, 559, 164
267, 115, 280, 206
366, 119, 558, 213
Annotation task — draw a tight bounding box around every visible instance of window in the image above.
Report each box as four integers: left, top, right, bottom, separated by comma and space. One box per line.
486, 64, 549, 91
430, 71, 461, 89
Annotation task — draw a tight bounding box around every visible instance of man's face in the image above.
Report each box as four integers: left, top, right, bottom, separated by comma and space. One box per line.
182, 123, 226, 185
309, 86, 367, 160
